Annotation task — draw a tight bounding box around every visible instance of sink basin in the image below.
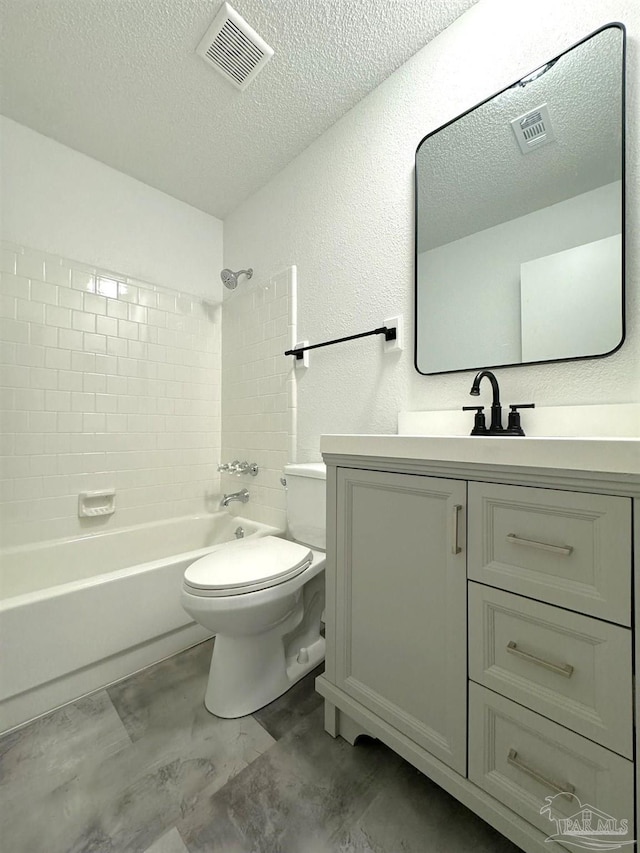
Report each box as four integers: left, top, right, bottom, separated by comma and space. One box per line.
320, 434, 639, 476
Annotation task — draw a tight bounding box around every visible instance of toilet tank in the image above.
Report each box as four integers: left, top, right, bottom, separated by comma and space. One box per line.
284, 462, 326, 549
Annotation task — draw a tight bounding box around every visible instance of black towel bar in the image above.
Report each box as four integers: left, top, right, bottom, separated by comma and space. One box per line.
284, 326, 396, 359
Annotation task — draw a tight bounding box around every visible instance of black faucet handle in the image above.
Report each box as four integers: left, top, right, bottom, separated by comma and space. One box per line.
462, 405, 488, 436
506, 403, 535, 436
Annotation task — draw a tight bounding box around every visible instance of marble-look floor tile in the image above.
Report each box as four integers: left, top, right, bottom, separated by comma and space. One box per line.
0, 641, 275, 853
0, 690, 131, 794
107, 639, 215, 743
181, 705, 522, 853
334, 759, 521, 852
144, 826, 190, 853
179, 706, 406, 853
87, 712, 275, 852
253, 663, 324, 741
0, 690, 132, 852
0, 636, 525, 853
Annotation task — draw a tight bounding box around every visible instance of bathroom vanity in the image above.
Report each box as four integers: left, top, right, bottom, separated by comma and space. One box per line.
316, 433, 639, 853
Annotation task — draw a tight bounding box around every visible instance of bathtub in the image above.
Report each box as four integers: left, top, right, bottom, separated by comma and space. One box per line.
0, 513, 280, 733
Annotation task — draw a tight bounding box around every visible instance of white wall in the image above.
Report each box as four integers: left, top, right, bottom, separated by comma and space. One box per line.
224, 0, 640, 459
417, 182, 621, 372
520, 235, 622, 362
0, 117, 223, 300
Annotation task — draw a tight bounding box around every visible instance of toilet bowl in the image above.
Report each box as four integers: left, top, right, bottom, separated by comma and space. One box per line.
181, 463, 327, 718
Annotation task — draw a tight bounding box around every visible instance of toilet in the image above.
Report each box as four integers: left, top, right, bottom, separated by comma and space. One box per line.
181, 463, 326, 718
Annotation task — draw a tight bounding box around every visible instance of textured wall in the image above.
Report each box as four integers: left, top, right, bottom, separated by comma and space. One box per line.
224, 0, 640, 460
220, 268, 296, 532
0, 242, 221, 547
0, 117, 224, 299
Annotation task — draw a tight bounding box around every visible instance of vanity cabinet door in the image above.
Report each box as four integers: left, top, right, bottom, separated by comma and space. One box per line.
334, 467, 467, 775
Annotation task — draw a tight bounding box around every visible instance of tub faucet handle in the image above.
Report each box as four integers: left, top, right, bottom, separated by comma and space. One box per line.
234, 461, 259, 476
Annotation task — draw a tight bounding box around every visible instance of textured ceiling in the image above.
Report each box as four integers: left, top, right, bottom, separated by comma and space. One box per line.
417, 25, 623, 252
0, 0, 477, 219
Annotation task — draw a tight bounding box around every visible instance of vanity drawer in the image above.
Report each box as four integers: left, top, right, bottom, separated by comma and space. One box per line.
468, 583, 633, 757
467, 482, 631, 625
468, 683, 634, 846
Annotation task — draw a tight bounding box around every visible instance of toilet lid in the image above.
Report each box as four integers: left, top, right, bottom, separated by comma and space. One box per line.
183, 535, 312, 595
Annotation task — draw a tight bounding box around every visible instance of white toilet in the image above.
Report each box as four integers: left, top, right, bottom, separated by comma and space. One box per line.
181, 463, 326, 718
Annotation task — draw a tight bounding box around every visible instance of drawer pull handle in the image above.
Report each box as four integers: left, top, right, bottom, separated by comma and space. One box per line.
506, 533, 573, 556
507, 749, 575, 798
506, 641, 574, 678
452, 504, 462, 554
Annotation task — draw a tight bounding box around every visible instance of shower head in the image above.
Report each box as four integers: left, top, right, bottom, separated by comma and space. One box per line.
221, 268, 253, 290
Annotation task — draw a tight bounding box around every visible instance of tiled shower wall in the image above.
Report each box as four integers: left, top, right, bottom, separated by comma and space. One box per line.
0, 241, 221, 548
221, 267, 296, 532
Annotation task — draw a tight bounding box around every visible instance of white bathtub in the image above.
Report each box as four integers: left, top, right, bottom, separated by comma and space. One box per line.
0, 513, 279, 733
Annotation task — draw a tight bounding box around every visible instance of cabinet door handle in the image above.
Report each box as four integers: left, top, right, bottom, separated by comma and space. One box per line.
506, 641, 574, 678
452, 504, 462, 555
506, 533, 573, 556
507, 749, 575, 798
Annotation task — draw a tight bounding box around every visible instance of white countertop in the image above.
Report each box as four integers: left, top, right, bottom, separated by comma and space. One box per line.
320, 434, 640, 476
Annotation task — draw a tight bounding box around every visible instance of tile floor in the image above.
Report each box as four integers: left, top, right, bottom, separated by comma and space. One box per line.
0, 640, 521, 852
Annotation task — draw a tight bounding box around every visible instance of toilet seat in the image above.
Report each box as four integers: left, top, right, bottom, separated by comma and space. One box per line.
183, 535, 313, 597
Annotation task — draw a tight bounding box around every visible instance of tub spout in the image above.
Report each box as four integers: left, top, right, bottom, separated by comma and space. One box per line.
221, 489, 250, 507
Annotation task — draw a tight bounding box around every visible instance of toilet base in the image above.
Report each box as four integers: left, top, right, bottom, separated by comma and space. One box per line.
184, 551, 327, 718
204, 632, 326, 718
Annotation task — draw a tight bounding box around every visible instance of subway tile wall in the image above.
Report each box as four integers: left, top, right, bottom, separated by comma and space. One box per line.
0, 242, 221, 547
220, 267, 296, 532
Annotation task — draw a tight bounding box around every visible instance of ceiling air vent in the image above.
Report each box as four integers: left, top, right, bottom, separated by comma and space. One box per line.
196, 2, 273, 91
510, 103, 556, 154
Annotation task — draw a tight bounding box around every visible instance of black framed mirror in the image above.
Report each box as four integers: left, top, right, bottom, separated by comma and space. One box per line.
414, 23, 625, 376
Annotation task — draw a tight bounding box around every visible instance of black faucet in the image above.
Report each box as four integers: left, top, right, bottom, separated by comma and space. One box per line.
462, 370, 536, 436
469, 370, 504, 434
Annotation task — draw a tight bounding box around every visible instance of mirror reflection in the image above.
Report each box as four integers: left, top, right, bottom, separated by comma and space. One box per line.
415, 24, 624, 375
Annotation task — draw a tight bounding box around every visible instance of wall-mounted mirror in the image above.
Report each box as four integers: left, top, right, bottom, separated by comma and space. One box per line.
415, 24, 625, 375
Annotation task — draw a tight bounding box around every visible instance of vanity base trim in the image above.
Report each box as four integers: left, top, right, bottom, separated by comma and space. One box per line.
316, 676, 563, 853
322, 697, 375, 745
